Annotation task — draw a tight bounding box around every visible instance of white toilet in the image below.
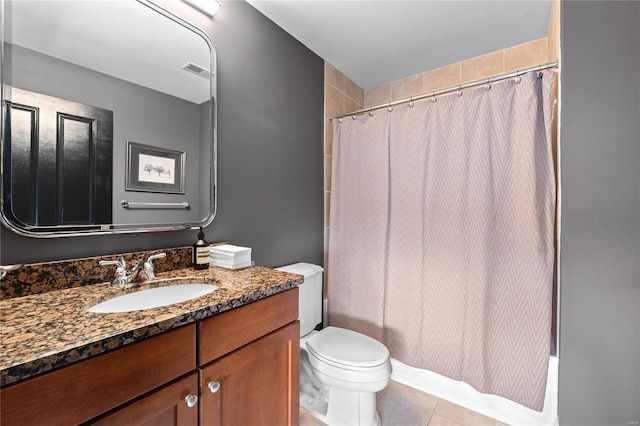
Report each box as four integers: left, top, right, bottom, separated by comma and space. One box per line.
276, 263, 392, 426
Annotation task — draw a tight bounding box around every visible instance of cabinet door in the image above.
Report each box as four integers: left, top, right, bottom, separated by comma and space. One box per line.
200, 321, 300, 426
90, 374, 198, 426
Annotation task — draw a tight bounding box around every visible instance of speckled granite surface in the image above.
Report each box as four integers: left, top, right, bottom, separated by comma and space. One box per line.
0, 247, 193, 299
0, 265, 302, 386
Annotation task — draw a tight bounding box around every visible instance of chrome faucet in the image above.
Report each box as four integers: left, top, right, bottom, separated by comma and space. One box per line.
99, 253, 166, 288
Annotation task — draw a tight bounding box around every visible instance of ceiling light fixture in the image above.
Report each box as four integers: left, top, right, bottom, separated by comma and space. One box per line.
182, 0, 220, 18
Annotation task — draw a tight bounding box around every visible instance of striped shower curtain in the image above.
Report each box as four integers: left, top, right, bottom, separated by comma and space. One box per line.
328, 71, 556, 411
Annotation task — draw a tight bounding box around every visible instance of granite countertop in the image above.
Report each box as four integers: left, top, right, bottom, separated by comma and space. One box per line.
0, 266, 302, 387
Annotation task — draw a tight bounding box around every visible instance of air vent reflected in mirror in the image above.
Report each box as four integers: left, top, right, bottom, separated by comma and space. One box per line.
183, 62, 212, 79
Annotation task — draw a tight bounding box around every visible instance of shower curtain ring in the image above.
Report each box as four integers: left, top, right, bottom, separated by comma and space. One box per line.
431, 92, 437, 103
485, 80, 491, 91
352, 115, 357, 120
536, 70, 544, 79
387, 103, 393, 112
409, 97, 414, 107
514, 72, 522, 84
456, 86, 463, 97
369, 108, 374, 117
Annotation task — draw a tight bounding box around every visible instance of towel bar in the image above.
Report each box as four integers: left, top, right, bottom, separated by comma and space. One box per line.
121, 200, 190, 209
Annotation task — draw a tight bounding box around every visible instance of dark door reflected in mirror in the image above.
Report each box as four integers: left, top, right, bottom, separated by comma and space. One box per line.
1, 0, 216, 237
6, 88, 113, 227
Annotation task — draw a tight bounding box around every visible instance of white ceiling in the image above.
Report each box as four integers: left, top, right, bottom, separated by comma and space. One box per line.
247, 0, 553, 90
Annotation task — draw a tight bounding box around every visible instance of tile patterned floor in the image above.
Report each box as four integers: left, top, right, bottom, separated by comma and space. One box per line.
300, 380, 508, 426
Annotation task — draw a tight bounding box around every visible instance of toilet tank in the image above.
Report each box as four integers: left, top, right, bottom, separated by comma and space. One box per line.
276, 262, 323, 337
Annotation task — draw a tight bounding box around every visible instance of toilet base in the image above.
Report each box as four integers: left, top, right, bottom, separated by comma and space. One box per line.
300, 390, 329, 420
300, 386, 381, 426
300, 364, 329, 418
327, 387, 380, 426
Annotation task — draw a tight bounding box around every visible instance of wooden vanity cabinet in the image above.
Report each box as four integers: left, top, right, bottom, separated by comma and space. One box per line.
1, 288, 300, 426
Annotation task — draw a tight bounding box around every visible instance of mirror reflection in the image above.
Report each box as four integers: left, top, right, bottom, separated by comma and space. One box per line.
1, 0, 216, 236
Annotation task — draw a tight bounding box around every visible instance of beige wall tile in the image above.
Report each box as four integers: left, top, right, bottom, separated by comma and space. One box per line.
324, 119, 333, 156
324, 155, 332, 191
460, 51, 504, 84
325, 62, 344, 92
391, 74, 423, 101
325, 84, 345, 117
344, 96, 362, 115
325, 191, 331, 227
322, 262, 329, 298
504, 38, 548, 72
345, 77, 365, 106
323, 228, 330, 269
364, 83, 391, 107
424, 62, 461, 93
547, 0, 560, 62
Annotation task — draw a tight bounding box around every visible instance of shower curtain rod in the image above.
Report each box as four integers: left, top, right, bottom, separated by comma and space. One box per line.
330, 61, 559, 120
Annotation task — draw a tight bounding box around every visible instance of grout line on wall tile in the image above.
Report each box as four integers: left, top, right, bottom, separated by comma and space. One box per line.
326, 81, 344, 93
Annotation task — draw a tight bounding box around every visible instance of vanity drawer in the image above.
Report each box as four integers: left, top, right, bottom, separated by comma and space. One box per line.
198, 288, 298, 365
1, 324, 196, 425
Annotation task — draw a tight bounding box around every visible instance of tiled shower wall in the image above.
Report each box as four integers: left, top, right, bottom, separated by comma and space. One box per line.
323, 0, 560, 295
322, 66, 365, 293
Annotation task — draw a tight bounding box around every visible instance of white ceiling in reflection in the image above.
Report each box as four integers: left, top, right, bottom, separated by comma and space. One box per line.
8, 1, 212, 104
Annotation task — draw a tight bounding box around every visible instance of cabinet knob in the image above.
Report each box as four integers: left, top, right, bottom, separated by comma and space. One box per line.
207, 381, 221, 393
185, 394, 198, 408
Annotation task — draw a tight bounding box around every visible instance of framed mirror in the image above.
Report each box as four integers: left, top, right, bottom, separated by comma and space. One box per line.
0, 0, 216, 237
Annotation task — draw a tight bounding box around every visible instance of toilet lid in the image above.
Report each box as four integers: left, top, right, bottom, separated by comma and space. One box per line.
306, 327, 390, 368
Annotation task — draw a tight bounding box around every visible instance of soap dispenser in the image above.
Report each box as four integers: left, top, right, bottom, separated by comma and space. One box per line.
192, 227, 209, 270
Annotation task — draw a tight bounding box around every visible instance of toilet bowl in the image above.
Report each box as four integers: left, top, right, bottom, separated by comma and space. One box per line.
276, 263, 392, 426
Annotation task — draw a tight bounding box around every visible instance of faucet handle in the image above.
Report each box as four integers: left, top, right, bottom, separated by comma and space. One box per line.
143, 252, 166, 281
99, 258, 128, 287
99, 258, 126, 270
146, 252, 166, 264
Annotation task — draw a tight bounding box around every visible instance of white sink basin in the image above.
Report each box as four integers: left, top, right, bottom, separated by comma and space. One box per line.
88, 283, 218, 313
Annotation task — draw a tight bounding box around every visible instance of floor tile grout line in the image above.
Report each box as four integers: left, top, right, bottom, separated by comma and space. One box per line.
425, 398, 441, 425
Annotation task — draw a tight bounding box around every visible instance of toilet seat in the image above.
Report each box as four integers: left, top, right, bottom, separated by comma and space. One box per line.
306, 326, 390, 370
304, 326, 391, 391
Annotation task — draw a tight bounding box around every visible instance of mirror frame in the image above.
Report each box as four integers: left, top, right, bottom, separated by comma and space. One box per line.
0, 0, 217, 237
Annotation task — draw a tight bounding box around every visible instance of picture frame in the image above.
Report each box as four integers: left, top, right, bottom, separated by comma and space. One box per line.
125, 141, 186, 194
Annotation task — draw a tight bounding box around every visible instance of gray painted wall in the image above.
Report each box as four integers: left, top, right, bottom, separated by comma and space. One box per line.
0, 0, 324, 269
559, 2, 640, 424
